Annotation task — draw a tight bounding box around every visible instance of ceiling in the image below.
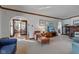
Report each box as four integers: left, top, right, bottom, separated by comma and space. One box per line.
2, 5, 79, 19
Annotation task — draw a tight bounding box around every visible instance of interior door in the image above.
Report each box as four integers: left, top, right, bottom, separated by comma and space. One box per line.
12, 19, 27, 37
13, 19, 21, 36
20, 20, 27, 35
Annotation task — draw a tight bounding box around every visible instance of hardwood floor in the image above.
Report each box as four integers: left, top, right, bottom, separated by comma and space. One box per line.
14, 32, 28, 40
16, 35, 72, 54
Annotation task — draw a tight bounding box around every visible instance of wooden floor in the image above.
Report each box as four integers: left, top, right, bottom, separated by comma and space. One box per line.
13, 33, 29, 54
16, 43, 28, 54
15, 35, 72, 54
14, 32, 28, 40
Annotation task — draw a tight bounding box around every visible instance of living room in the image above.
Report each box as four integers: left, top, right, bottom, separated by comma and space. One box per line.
0, 5, 79, 54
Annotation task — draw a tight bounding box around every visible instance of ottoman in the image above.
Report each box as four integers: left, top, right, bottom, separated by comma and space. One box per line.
40, 36, 50, 44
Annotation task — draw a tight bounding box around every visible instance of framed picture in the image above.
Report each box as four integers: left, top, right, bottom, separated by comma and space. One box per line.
39, 19, 46, 26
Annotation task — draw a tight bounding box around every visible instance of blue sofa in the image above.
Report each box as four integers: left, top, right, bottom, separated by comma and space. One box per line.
0, 37, 17, 54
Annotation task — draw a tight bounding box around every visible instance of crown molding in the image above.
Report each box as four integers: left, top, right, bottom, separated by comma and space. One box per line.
0, 5, 63, 20
64, 15, 79, 19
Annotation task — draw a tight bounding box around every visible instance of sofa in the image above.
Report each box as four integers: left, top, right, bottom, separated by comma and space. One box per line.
0, 37, 17, 54
72, 37, 79, 54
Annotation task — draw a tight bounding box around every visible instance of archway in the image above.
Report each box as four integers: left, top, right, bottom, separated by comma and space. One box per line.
10, 16, 27, 39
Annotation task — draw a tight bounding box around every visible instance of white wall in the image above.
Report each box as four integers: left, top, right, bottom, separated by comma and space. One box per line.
0, 9, 2, 38
23, 15, 61, 38
1, 9, 25, 37
63, 17, 79, 25
63, 19, 73, 26
0, 9, 61, 38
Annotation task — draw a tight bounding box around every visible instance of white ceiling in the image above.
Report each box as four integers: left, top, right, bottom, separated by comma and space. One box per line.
2, 5, 79, 19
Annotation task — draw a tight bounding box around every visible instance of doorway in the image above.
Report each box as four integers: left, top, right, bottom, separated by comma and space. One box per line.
10, 19, 27, 39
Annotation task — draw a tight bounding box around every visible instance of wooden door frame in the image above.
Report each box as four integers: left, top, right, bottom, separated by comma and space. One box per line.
10, 19, 27, 37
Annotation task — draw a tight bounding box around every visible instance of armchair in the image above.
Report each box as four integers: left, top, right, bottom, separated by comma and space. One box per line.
72, 37, 79, 54
0, 37, 17, 54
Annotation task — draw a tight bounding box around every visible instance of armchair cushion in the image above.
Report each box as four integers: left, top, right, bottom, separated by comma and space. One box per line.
0, 44, 16, 54
72, 37, 79, 54
72, 37, 79, 43
72, 42, 79, 54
